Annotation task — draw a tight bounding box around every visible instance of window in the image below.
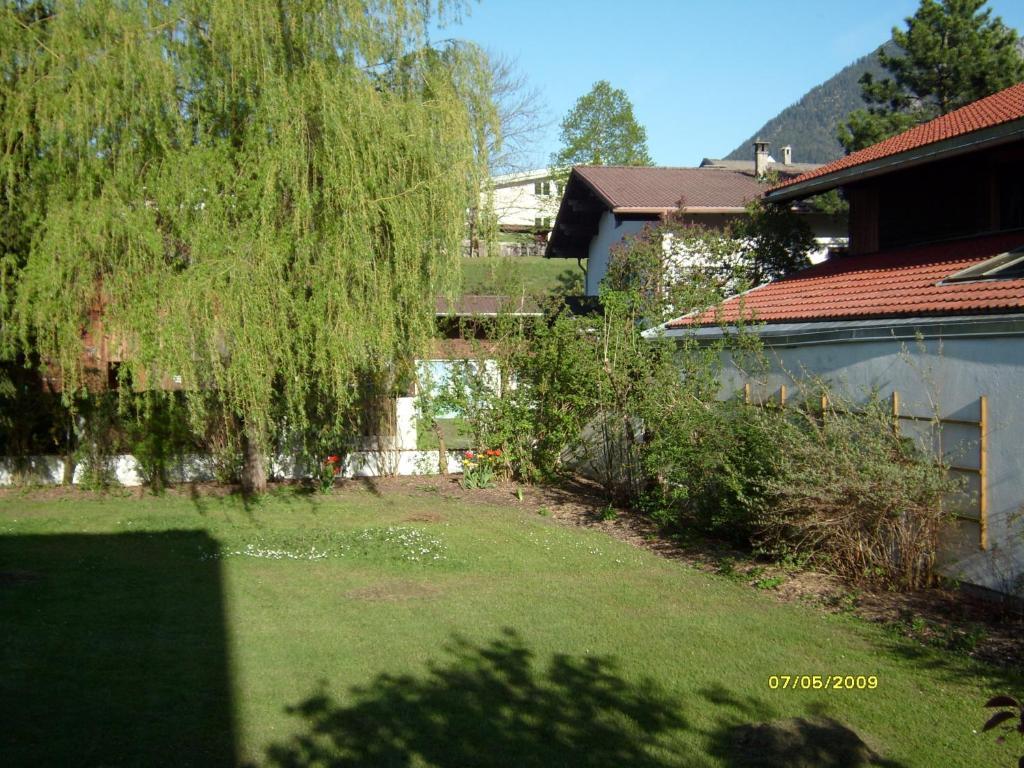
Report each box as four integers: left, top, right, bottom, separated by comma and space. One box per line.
534, 180, 552, 196
534, 217, 552, 229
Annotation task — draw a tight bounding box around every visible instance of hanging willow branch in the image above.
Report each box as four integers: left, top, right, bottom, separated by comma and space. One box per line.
0, 0, 496, 483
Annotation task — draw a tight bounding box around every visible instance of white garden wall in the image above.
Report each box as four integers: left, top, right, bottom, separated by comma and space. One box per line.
0, 449, 463, 487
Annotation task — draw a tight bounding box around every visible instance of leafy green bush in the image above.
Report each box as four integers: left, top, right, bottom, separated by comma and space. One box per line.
126, 395, 201, 492
646, 390, 958, 590
641, 398, 777, 545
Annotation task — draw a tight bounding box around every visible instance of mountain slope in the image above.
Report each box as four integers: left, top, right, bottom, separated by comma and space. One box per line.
724, 46, 887, 164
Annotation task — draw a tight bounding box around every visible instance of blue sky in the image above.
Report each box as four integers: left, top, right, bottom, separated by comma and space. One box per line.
438, 0, 1024, 168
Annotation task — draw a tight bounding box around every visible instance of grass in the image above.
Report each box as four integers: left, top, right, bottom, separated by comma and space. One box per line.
1, 485, 1020, 767
460, 255, 582, 296
416, 417, 471, 451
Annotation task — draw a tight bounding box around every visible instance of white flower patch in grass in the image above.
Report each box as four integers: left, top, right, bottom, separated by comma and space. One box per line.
201, 526, 448, 564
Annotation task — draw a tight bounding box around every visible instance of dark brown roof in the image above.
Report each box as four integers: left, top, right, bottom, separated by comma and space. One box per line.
547, 165, 771, 260
573, 165, 767, 211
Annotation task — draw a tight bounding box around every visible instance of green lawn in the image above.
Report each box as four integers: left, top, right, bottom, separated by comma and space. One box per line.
1, 484, 1018, 767
460, 256, 583, 296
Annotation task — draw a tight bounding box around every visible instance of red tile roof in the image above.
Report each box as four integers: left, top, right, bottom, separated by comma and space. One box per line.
574, 166, 768, 210
667, 232, 1024, 328
771, 81, 1024, 193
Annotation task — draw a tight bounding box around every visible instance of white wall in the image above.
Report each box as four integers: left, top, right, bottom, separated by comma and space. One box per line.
0, 449, 465, 486
585, 212, 649, 295
488, 171, 560, 229
583, 211, 848, 296
0, 395, 448, 486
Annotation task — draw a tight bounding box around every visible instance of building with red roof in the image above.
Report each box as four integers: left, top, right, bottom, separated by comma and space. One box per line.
659, 83, 1024, 595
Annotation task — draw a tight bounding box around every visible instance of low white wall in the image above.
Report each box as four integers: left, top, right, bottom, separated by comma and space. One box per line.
0, 450, 464, 487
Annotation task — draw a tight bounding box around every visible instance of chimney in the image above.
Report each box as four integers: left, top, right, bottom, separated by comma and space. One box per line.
781, 145, 792, 165
753, 139, 770, 177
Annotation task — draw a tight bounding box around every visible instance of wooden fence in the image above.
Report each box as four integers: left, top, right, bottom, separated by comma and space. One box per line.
741, 383, 989, 551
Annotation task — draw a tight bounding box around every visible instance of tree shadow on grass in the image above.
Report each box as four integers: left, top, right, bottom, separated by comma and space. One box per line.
0, 531, 235, 767
699, 685, 906, 768
262, 637, 908, 768
262, 628, 688, 768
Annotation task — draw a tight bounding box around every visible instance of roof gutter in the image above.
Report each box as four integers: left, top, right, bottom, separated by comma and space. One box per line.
766, 117, 1024, 203
654, 312, 1024, 345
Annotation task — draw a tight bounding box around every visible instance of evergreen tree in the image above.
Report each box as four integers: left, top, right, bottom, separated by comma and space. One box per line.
838, 0, 1024, 153
0, 0, 494, 493
551, 80, 652, 172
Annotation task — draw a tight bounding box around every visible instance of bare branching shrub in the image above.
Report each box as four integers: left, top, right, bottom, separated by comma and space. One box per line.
755, 394, 959, 591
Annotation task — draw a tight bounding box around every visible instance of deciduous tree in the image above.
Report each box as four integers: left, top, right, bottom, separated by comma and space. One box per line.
551, 80, 652, 173
0, 0, 494, 493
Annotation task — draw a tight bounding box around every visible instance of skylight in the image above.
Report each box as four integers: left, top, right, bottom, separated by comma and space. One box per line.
943, 245, 1024, 283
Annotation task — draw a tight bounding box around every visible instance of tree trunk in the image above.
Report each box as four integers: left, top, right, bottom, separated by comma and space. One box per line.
62, 452, 75, 486
240, 422, 267, 495
433, 421, 448, 476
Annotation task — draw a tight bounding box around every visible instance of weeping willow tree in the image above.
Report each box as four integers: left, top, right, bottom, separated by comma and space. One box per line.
0, 0, 496, 491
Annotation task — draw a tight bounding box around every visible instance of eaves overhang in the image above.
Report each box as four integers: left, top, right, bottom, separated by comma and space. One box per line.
611, 206, 746, 215
765, 117, 1024, 203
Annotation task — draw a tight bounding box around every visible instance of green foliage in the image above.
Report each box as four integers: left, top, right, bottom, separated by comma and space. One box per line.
0, 1, 495, 488
643, 398, 779, 545
603, 215, 741, 322
312, 454, 343, 493
551, 80, 652, 174
807, 189, 850, 217
733, 196, 816, 283
649, 390, 959, 591
603, 204, 814, 307
752, 574, 785, 590
0, 361, 70, 457
460, 256, 582, 298
125, 394, 201, 493
838, 0, 1024, 152
429, 211, 805, 503
72, 394, 126, 490
427, 219, 736, 500
425, 310, 605, 485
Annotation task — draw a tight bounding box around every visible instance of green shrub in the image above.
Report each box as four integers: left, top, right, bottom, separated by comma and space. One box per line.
126, 395, 201, 492
641, 398, 777, 544
642, 389, 957, 591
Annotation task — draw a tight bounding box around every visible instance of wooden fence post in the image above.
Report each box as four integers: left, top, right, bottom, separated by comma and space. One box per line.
779, 385, 787, 408
891, 390, 900, 435
744, 382, 751, 405
979, 395, 988, 550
